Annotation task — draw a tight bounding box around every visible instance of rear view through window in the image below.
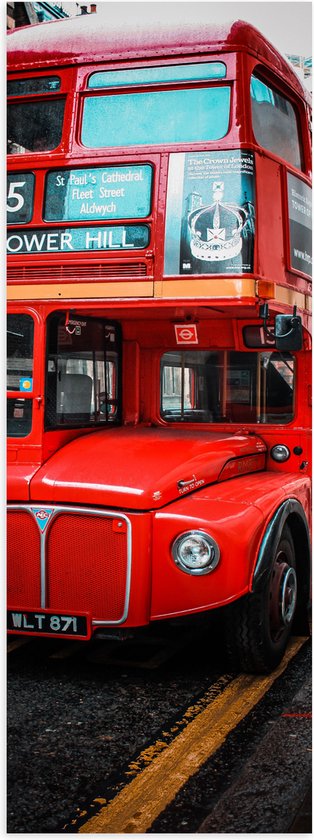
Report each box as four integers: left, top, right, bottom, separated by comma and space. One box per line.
7, 313, 34, 437
161, 350, 295, 424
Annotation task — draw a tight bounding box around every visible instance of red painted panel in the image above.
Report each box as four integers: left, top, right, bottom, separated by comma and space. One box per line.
7, 510, 41, 608
150, 472, 311, 619
7, 17, 307, 102
7, 465, 42, 502
30, 427, 266, 510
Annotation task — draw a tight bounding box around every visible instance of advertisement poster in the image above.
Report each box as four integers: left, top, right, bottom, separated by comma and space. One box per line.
164, 150, 255, 275
287, 173, 312, 277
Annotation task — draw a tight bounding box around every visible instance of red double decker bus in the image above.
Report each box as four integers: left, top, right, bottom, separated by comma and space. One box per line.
7, 14, 311, 672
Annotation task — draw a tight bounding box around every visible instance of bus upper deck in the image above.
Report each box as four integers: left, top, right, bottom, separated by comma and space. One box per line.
7, 16, 312, 317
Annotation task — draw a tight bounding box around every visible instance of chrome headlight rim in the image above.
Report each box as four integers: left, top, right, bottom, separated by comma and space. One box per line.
270, 444, 291, 463
171, 529, 220, 576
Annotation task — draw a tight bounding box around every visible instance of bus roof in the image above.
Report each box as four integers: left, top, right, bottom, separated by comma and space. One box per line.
7, 14, 309, 101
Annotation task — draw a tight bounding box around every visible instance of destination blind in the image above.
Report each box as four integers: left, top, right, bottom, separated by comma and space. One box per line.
7, 225, 149, 254
44, 165, 152, 221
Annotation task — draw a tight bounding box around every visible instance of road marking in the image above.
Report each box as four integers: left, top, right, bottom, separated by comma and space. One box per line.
281, 712, 312, 718
77, 637, 307, 834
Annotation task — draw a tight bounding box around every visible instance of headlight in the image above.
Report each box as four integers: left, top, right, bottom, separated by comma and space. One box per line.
270, 444, 290, 462
171, 530, 220, 576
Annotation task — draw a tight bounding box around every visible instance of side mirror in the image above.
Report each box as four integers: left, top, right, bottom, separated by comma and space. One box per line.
274, 314, 303, 351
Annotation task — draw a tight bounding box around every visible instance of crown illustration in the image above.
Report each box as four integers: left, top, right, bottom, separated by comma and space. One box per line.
188, 181, 248, 262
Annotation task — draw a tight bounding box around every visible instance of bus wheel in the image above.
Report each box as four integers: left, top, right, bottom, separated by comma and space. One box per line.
225, 526, 297, 674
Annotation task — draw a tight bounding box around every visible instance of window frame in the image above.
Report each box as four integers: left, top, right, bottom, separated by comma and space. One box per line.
44, 313, 122, 431
250, 68, 304, 172
80, 80, 232, 151
7, 68, 74, 159
159, 348, 296, 426
7, 309, 42, 440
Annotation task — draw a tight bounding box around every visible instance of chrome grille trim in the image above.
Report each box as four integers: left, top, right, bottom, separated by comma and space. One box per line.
7, 504, 132, 625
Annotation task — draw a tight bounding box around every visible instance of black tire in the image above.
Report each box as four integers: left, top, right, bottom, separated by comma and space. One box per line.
224, 525, 297, 674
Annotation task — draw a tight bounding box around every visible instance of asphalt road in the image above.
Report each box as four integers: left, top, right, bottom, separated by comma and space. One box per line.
7, 629, 312, 834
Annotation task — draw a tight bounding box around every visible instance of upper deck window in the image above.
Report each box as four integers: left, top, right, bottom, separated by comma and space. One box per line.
88, 62, 226, 88
7, 99, 65, 155
82, 86, 230, 148
250, 74, 302, 170
7, 77, 61, 96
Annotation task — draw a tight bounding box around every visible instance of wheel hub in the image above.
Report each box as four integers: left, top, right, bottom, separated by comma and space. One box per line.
269, 555, 297, 640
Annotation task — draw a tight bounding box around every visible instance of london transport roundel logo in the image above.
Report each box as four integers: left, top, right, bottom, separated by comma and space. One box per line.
19, 377, 33, 391
174, 324, 198, 344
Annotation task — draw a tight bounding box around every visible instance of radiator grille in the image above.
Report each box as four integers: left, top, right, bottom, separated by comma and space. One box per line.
46, 513, 128, 621
7, 263, 148, 282
7, 510, 41, 607
7, 507, 129, 623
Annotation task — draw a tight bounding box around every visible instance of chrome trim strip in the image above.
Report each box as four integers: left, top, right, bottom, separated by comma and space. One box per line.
7, 504, 132, 625
40, 529, 47, 608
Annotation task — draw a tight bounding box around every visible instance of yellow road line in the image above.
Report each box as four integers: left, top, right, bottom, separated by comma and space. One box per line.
78, 637, 306, 834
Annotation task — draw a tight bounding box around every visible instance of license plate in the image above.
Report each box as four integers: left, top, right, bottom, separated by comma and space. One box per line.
7, 609, 90, 638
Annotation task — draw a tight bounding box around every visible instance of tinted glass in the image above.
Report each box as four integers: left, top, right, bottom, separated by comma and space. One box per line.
46, 316, 121, 428
88, 62, 226, 87
7, 314, 34, 390
7, 100, 65, 154
82, 87, 230, 148
7, 398, 33, 437
161, 350, 294, 424
8, 77, 61, 96
250, 75, 302, 169
7, 314, 34, 438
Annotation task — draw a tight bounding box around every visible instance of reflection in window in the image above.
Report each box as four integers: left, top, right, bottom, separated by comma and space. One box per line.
161, 350, 294, 424
7, 99, 65, 154
7, 314, 34, 437
8, 77, 61, 96
7, 314, 34, 390
250, 75, 302, 169
45, 315, 121, 428
7, 398, 32, 438
82, 87, 230, 148
88, 62, 227, 88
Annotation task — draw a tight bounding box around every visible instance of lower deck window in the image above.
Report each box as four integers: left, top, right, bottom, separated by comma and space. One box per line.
7, 313, 34, 438
45, 315, 121, 428
161, 350, 294, 424
7, 398, 32, 437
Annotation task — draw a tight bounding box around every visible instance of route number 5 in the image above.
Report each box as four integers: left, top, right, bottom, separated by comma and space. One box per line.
7, 181, 26, 212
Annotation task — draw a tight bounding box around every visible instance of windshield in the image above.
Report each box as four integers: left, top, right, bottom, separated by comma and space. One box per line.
161, 350, 294, 424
